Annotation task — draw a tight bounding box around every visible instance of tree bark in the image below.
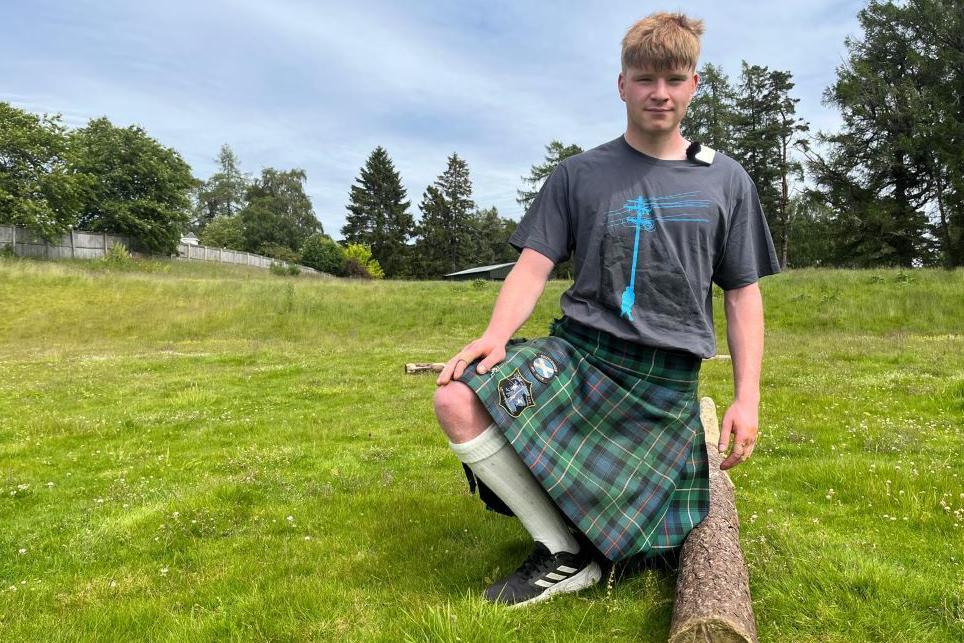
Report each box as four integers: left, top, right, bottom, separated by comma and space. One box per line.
668, 397, 758, 643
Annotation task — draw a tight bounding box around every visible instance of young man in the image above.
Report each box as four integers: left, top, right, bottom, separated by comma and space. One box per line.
434, 12, 780, 607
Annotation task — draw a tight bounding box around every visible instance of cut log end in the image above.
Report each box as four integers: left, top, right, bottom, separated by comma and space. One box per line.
668, 619, 755, 643
405, 363, 445, 374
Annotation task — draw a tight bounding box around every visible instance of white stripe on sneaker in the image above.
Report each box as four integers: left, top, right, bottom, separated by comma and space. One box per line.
545, 572, 566, 581
534, 579, 554, 588
509, 561, 603, 609
557, 565, 578, 573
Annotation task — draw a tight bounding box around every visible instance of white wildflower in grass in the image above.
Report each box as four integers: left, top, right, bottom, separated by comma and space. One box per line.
304, 536, 311, 541
160, 567, 169, 576
826, 488, 835, 500
18, 548, 26, 555
46, 482, 54, 488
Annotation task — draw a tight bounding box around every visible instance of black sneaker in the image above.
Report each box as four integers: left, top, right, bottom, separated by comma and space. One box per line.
484, 543, 602, 608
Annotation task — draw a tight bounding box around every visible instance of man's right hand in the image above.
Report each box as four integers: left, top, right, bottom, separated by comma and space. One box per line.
436, 334, 507, 386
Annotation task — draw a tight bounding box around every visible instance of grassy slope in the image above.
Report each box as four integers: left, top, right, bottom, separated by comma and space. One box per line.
0, 258, 962, 641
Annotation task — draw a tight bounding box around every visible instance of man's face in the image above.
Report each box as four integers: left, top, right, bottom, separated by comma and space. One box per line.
618, 65, 699, 138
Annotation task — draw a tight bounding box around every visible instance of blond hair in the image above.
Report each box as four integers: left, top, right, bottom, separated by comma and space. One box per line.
621, 12, 704, 72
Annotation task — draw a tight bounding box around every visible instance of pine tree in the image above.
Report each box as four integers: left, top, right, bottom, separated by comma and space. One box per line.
466, 207, 519, 266
903, 0, 964, 266
194, 144, 248, 231
682, 63, 737, 152
731, 62, 783, 224
770, 70, 809, 267
342, 146, 413, 277
805, 1, 934, 266
517, 141, 583, 213
413, 153, 475, 277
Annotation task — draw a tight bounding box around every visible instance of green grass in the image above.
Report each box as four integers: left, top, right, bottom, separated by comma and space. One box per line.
1, 257, 962, 641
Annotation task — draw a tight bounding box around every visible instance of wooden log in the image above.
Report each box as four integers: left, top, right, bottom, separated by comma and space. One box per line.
404, 356, 728, 375
668, 397, 757, 643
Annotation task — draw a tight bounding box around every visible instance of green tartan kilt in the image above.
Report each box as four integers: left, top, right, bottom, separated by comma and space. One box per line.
457, 316, 710, 562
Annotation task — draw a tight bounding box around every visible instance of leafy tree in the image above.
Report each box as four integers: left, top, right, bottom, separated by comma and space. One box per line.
342, 146, 413, 277
413, 153, 475, 277
198, 214, 245, 250
682, 63, 737, 152
301, 232, 345, 275
68, 117, 195, 253
193, 144, 248, 231
258, 242, 300, 263
0, 103, 86, 238
239, 168, 321, 255
517, 141, 583, 212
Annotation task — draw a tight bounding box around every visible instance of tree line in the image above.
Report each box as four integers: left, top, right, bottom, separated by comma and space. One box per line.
683, 0, 963, 268
2, 0, 961, 273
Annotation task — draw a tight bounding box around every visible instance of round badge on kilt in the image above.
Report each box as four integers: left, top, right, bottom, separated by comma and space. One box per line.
529, 353, 558, 383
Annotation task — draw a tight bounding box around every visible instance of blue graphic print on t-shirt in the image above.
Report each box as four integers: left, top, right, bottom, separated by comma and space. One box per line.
604, 192, 712, 320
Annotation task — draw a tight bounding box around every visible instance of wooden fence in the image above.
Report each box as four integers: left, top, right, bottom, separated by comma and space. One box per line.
0, 224, 141, 260
0, 224, 322, 275
174, 242, 321, 275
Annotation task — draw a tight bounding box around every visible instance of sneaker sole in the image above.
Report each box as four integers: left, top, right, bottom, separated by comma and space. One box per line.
507, 561, 602, 609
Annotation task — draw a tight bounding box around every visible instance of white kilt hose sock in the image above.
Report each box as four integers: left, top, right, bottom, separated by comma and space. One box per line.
450, 424, 581, 555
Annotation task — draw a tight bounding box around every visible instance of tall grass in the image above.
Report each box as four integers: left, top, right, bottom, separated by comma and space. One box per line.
0, 257, 962, 641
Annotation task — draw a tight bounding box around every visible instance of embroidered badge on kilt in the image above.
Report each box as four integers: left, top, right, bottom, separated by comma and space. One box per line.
497, 368, 535, 417
529, 353, 558, 383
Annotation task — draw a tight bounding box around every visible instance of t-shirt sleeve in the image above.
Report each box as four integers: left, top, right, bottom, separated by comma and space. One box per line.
508, 163, 572, 264
712, 170, 782, 290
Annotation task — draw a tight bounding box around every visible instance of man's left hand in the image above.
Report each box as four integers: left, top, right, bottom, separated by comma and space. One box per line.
718, 399, 759, 471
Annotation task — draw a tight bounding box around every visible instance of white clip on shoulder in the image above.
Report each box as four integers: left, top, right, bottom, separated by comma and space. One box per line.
686, 141, 716, 166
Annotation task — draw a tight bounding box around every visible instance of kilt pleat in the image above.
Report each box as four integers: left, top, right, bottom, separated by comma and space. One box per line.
457, 316, 710, 561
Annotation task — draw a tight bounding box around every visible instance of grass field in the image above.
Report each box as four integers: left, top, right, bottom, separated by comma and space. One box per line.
0, 257, 962, 641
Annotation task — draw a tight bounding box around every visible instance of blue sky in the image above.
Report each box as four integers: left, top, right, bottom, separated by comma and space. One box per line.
1, 0, 866, 237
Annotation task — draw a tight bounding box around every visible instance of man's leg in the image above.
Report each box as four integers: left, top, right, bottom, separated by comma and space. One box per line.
434, 381, 580, 554
434, 382, 600, 606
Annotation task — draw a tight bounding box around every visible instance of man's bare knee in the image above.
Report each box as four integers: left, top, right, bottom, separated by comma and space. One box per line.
434, 382, 492, 443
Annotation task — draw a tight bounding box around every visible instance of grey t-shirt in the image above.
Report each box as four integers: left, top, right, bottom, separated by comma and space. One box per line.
509, 135, 780, 358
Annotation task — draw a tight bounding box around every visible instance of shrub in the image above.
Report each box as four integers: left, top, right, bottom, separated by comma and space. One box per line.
269, 261, 300, 277
343, 243, 384, 279
100, 242, 135, 270
300, 233, 345, 275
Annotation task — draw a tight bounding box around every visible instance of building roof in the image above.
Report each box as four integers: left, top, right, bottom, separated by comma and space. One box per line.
443, 261, 516, 277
